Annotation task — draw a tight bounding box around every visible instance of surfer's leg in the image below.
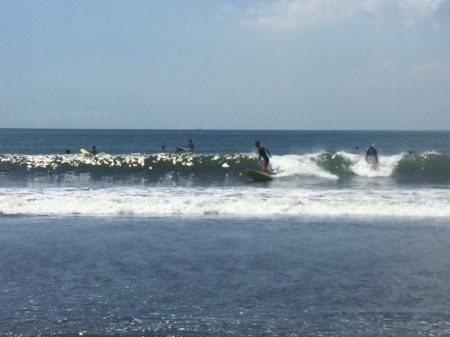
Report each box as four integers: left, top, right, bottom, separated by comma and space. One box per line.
262, 159, 269, 173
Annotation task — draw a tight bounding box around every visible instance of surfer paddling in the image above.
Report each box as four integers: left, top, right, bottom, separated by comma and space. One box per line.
255, 140, 271, 174
187, 139, 194, 151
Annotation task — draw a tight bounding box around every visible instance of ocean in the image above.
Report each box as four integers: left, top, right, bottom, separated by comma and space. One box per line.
1, 129, 450, 336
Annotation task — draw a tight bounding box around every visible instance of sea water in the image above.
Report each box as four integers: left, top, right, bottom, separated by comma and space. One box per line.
1, 129, 450, 336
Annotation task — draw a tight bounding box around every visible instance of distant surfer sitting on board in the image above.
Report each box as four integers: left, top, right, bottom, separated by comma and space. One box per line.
91, 146, 98, 155
255, 140, 271, 174
365, 145, 378, 164
187, 139, 194, 151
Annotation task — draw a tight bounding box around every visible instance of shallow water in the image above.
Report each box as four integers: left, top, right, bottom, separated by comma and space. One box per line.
1, 216, 450, 336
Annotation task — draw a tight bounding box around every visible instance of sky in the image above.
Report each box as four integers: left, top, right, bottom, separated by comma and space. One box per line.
1, 0, 449, 130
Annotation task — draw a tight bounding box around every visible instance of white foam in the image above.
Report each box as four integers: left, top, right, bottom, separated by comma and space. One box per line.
1, 186, 449, 218
341, 152, 405, 178
271, 154, 338, 180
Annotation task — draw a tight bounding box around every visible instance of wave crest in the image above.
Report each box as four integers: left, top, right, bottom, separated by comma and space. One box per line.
1, 151, 450, 184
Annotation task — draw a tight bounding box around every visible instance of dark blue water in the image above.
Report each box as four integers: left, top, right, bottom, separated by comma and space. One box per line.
1, 216, 450, 337
2, 129, 450, 189
1, 128, 449, 155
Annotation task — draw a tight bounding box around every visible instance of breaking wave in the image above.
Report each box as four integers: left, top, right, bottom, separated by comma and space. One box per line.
1, 151, 450, 184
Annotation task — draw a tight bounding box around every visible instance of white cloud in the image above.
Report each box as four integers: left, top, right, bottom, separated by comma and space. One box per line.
241, 0, 444, 30
242, 0, 356, 29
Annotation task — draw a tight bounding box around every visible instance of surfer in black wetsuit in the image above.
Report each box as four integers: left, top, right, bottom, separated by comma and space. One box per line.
255, 140, 271, 174
365, 145, 378, 164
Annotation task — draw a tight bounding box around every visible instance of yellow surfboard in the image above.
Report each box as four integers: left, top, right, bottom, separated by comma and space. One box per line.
244, 169, 273, 182
80, 148, 90, 156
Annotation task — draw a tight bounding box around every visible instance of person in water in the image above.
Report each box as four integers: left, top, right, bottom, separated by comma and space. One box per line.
91, 146, 98, 155
255, 140, 271, 174
365, 145, 378, 164
187, 139, 194, 151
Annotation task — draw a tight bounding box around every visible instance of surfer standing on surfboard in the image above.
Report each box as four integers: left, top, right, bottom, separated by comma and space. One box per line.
255, 140, 271, 174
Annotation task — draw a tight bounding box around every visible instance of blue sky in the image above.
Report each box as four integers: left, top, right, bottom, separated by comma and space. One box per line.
1, 0, 449, 130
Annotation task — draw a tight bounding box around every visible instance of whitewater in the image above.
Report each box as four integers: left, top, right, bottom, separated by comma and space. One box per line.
1, 150, 449, 218
2, 185, 449, 218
